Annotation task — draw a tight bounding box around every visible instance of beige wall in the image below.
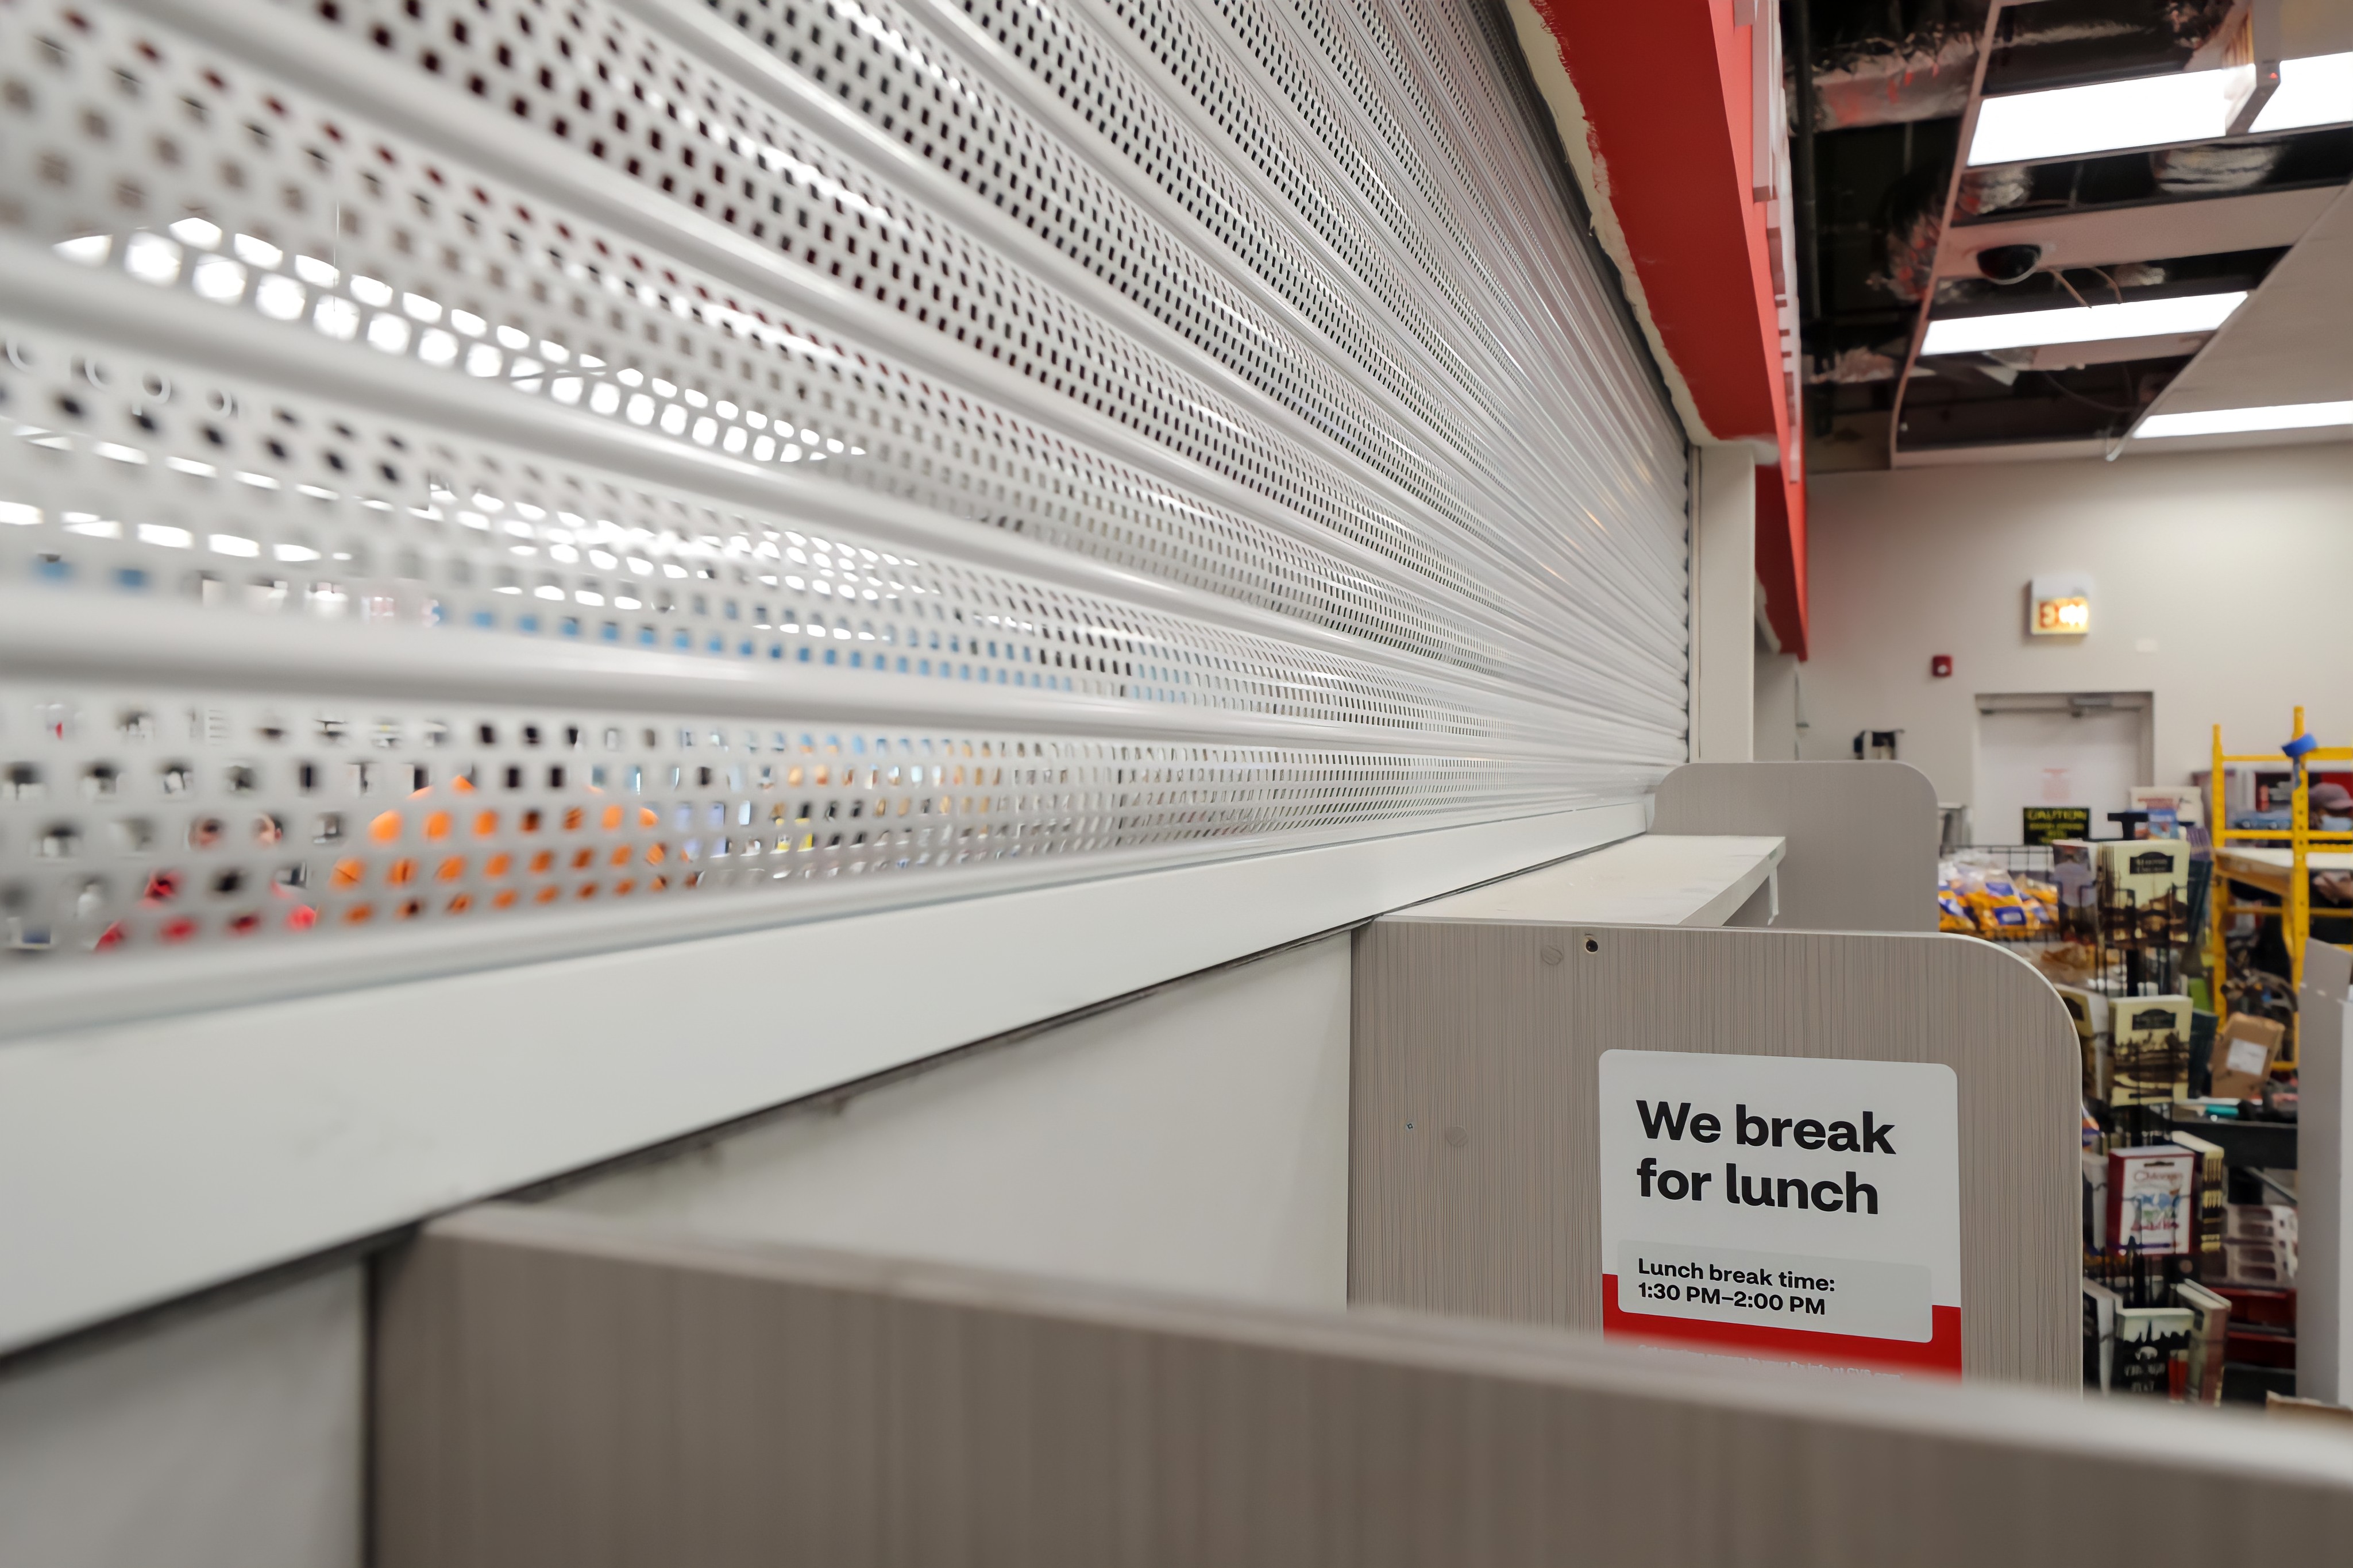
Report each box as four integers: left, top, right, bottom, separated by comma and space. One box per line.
1794, 443, 2353, 822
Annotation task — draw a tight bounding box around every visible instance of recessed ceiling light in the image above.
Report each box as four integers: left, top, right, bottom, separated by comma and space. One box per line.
1968, 68, 2251, 165
2136, 399, 2353, 438
2250, 51, 2353, 134
1921, 292, 2247, 356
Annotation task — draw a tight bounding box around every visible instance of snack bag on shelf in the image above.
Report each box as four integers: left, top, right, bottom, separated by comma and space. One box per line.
1962, 867, 2034, 939
1935, 862, 1977, 933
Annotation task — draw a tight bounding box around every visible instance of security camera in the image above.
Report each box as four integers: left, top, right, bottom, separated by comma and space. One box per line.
1975, 244, 2044, 284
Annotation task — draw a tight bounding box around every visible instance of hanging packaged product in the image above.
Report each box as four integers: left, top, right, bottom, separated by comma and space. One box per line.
2105, 1144, 2196, 1256
2111, 995, 2193, 1104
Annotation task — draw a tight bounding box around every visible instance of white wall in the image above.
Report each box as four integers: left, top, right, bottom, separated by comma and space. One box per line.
549, 934, 1355, 1309
1796, 443, 2353, 820
0, 1267, 361, 1568
1756, 642, 1804, 762
1692, 446, 1757, 762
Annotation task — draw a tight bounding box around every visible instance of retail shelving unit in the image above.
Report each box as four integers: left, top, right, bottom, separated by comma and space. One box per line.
2211, 709, 2353, 1064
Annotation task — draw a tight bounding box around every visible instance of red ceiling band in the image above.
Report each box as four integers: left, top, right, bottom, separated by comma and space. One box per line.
1525, 0, 1809, 656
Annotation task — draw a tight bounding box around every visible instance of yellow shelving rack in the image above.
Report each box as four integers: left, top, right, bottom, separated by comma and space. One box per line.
2209, 706, 2353, 1067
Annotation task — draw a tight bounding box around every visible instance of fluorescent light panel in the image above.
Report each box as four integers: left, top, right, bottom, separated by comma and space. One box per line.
1920, 292, 2246, 356
1969, 67, 2248, 165
2251, 51, 2353, 134
1968, 51, 2353, 165
2137, 400, 2353, 438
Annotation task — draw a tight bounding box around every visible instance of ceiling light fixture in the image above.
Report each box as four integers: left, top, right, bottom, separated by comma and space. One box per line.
1966, 52, 2353, 165
2250, 51, 2353, 134
1920, 292, 2247, 356
2136, 400, 2353, 438
1968, 67, 2253, 165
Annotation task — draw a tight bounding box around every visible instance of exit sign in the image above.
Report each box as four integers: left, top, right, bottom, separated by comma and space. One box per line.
2030, 574, 2092, 637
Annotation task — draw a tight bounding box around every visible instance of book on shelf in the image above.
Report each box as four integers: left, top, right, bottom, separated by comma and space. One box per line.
2174, 1279, 2232, 1405
2166, 1130, 2227, 1270
2112, 1306, 2196, 1398
2056, 984, 2110, 1100
2098, 837, 2189, 906
2112, 997, 2193, 1106
2083, 1147, 2109, 1252
2082, 1277, 2121, 1392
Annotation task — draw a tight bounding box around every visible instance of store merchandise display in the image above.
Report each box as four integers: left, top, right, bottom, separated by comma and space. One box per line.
1937, 857, 2055, 939
1942, 813, 2308, 1404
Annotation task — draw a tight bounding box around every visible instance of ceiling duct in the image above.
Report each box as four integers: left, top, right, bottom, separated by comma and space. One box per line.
1803, 0, 2246, 132
2153, 138, 2290, 191
1800, 0, 2334, 467
1957, 164, 2034, 216
1809, 22, 1982, 130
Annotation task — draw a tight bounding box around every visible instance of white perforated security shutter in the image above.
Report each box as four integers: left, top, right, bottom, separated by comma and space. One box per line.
0, 0, 1687, 1025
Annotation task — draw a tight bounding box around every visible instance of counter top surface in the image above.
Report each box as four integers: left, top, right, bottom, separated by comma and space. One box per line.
1391, 833, 1787, 928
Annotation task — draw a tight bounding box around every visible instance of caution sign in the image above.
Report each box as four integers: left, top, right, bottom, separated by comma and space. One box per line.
1598, 1051, 1962, 1377
2021, 806, 2089, 845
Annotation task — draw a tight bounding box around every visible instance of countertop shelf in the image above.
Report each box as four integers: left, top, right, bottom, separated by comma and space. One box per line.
1390, 833, 1787, 928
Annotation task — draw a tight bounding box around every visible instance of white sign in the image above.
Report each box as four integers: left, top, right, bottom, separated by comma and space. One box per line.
1599, 1050, 1963, 1376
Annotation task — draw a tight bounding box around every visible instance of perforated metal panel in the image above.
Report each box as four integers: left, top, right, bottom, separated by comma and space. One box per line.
0, 0, 1686, 1014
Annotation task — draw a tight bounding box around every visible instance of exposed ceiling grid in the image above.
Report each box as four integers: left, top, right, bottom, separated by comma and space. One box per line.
1790, 0, 2353, 469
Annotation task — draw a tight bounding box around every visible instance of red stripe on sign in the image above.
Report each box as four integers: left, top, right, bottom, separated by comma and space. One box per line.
1600, 1275, 1964, 1378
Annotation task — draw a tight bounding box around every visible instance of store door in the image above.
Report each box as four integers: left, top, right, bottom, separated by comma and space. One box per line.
1973, 693, 2153, 844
